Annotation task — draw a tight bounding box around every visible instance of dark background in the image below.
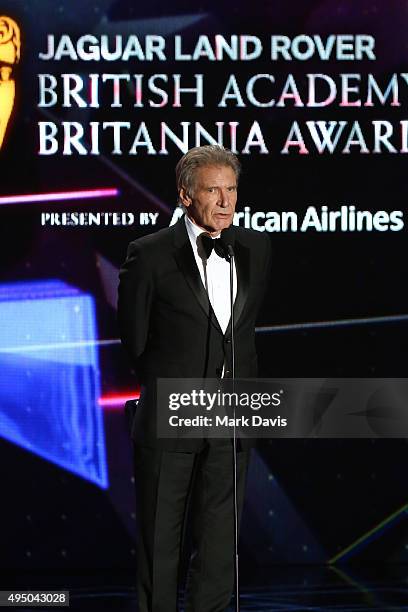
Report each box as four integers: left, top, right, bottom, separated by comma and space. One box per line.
1, 0, 408, 577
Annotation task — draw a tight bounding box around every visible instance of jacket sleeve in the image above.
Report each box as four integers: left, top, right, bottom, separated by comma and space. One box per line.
117, 240, 154, 369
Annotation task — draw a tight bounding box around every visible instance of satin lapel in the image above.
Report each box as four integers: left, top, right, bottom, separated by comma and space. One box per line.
173, 218, 223, 334
228, 239, 250, 333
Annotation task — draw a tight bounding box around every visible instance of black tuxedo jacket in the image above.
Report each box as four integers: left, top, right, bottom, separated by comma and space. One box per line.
118, 215, 272, 451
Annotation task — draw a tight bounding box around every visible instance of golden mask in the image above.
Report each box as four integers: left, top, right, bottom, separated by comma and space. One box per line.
0, 16, 20, 150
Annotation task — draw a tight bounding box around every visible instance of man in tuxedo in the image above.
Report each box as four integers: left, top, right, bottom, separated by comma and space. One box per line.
118, 145, 271, 612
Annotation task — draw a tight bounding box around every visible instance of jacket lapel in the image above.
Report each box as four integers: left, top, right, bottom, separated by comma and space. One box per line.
173, 216, 250, 336
173, 217, 223, 334
226, 239, 250, 335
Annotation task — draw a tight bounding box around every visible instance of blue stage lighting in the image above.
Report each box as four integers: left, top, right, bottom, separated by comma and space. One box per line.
0, 280, 108, 489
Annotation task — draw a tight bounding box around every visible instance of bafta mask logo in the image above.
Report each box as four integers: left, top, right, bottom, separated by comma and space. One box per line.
0, 16, 20, 150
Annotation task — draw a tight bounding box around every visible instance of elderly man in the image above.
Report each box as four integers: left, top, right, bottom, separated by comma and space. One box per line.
118, 145, 271, 612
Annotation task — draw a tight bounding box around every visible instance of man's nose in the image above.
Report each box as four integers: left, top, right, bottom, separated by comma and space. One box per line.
218, 189, 230, 207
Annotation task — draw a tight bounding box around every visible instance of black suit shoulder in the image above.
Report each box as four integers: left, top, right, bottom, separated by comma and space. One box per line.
122, 220, 271, 274
125, 223, 175, 257
126, 219, 269, 253
234, 224, 270, 247
233, 225, 272, 269
234, 226, 272, 295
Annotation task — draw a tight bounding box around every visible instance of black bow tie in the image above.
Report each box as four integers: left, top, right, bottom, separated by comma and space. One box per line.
198, 233, 227, 260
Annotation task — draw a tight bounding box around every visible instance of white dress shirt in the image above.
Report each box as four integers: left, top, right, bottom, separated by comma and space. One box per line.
185, 214, 237, 335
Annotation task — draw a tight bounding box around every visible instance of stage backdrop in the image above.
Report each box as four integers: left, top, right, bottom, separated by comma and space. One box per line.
1, 0, 408, 573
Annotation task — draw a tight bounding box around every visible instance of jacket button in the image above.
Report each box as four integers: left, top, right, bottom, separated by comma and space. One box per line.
225, 337, 231, 344
225, 370, 231, 377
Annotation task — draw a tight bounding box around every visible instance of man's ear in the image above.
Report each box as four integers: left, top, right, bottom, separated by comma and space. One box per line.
179, 187, 192, 208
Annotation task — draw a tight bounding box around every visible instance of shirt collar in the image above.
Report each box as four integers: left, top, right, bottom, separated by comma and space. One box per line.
184, 213, 220, 244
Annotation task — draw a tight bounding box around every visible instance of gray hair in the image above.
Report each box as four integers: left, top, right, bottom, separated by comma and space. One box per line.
175, 145, 241, 207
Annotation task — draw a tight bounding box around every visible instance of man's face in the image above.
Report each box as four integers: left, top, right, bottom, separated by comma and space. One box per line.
180, 164, 237, 235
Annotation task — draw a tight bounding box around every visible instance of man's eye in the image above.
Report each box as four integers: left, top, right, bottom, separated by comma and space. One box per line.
207, 188, 215, 193
228, 187, 237, 192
